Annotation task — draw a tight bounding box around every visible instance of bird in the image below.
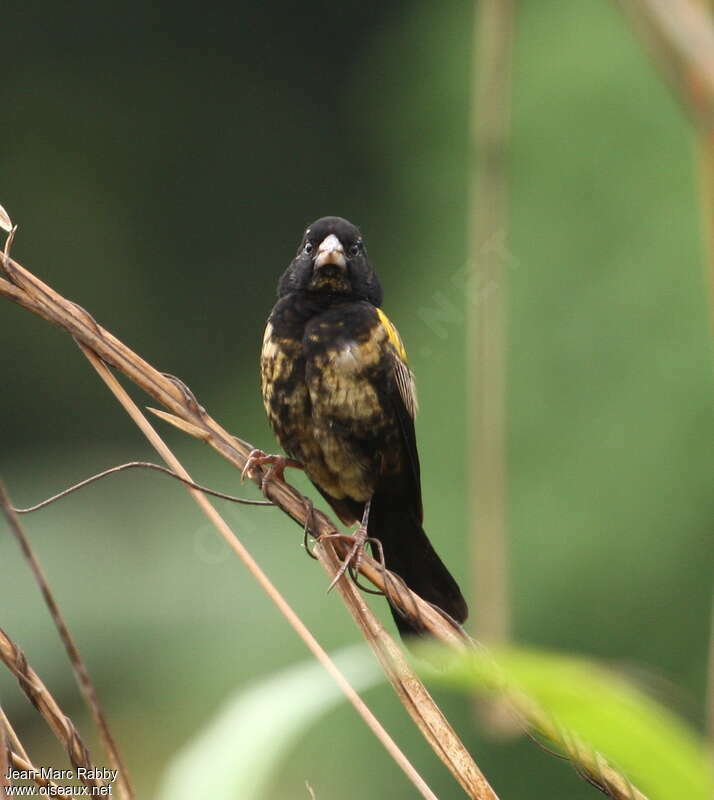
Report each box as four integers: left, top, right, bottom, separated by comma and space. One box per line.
249, 215, 468, 637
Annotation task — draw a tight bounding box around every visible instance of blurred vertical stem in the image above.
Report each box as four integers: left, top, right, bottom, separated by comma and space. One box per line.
467, 0, 515, 651
698, 3, 714, 764
686, 0, 714, 761
693, 0, 714, 334
616, 0, 714, 330
616, 0, 714, 752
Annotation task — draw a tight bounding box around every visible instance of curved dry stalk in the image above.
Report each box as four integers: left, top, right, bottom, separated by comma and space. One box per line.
0, 243, 650, 799
80, 344, 440, 800
0, 628, 105, 792
468, 0, 513, 655
9, 753, 60, 791
11, 461, 272, 514
315, 542, 497, 799
1, 715, 8, 797
617, 0, 714, 123
0, 483, 132, 799
0, 708, 29, 767
0, 254, 469, 648
0, 707, 60, 792
0, 706, 58, 794
0, 243, 493, 800
616, 0, 714, 330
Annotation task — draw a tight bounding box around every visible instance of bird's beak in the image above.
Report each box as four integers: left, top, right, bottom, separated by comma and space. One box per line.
314, 234, 346, 269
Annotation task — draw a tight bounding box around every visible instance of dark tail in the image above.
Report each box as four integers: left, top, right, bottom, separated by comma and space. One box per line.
369, 505, 468, 638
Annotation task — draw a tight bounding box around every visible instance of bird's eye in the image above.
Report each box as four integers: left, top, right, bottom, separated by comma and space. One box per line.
304, 242, 314, 254
349, 243, 361, 256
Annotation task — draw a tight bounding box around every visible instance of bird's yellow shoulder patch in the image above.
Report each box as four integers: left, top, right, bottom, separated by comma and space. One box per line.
376, 307, 408, 362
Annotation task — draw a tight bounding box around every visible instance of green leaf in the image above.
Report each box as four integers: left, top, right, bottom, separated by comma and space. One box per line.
417, 644, 714, 800
156, 645, 381, 800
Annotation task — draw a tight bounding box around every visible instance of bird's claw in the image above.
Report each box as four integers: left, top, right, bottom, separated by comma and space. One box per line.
240, 449, 303, 492
320, 526, 379, 592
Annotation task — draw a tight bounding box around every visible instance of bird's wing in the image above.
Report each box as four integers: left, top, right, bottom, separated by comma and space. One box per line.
375, 307, 418, 418
375, 307, 423, 522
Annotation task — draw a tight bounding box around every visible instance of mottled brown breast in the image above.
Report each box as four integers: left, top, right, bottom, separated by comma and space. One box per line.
260, 320, 311, 462
260, 296, 414, 509
302, 304, 409, 502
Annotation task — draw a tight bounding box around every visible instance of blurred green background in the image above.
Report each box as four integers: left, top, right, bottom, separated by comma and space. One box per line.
1, 1, 712, 798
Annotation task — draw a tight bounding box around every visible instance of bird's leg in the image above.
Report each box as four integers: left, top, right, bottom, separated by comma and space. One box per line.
323, 498, 376, 593
302, 498, 320, 560
241, 449, 303, 492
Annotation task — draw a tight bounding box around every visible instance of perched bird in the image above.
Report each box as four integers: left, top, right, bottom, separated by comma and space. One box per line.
252, 216, 467, 637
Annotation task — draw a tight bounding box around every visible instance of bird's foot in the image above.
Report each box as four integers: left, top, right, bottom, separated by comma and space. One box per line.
320, 525, 383, 593
241, 449, 303, 492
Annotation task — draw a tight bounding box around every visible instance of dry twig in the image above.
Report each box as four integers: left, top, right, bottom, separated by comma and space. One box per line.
0, 237, 650, 799
11, 461, 272, 514
0, 242, 492, 800
0, 482, 133, 799
0, 628, 105, 792
9, 753, 60, 791
616, 0, 714, 325
616, 0, 714, 752
0, 706, 61, 792
468, 0, 513, 655
80, 344, 440, 800
0, 716, 8, 798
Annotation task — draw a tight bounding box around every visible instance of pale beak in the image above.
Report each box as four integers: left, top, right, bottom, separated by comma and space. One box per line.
314, 234, 346, 269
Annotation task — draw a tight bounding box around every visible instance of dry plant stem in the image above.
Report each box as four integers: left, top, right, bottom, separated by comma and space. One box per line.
468, 0, 514, 650
616, 0, 714, 325
1, 717, 8, 798
0, 628, 104, 792
79, 344, 440, 800
0, 708, 29, 767
0, 708, 59, 793
0, 248, 492, 799
692, 0, 714, 334
10, 753, 59, 790
0, 733, 59, 792
0, 484, 133, 800
0, 257, 464, 645
319, 543, 498, 800
0, 707, 60, 791
0, 251, 650, 799
12, 461, 271, 514
618, 0, 714, 749
616, 0, 714, 122
513, 697, 646, 800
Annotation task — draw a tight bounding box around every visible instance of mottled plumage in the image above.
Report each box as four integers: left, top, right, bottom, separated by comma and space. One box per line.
259, 216, 467, 636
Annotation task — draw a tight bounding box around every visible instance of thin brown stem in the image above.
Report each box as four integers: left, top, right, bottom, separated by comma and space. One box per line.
0, 483, 132, 799
0, 627, 105, 791
0, 242, 492, 799
9, 753, 59, 791
468, 0, 514, 651
0, 708, 29, 767
0, 708, 60, 792
617, 0, 714, 757
0, 715, 8, 799
616, 0, 714, 329
316, 542, 499, 800
0, 237, 650, 799
12, 460, 272, 514
692, 0, 714, 334
80, 344, 441, 800
616, 0, 714, 123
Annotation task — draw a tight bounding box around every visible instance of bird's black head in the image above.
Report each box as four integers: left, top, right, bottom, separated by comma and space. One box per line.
277, 216, 383, 306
